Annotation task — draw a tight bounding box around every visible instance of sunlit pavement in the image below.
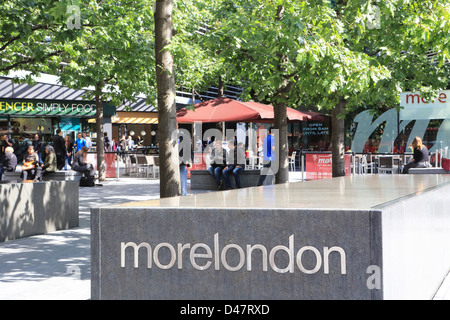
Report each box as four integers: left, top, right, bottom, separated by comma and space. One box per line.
0, 178, 214, 300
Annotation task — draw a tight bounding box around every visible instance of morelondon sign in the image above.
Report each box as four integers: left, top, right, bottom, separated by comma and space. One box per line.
91, 205, 389, 300
120, 233, 348, 275
92, 175, 450, 300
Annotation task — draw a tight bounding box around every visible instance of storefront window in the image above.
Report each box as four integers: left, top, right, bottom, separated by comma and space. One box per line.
350, 108, 450, 154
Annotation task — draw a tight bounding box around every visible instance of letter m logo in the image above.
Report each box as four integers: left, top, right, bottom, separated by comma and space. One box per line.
120, 242, 152, 268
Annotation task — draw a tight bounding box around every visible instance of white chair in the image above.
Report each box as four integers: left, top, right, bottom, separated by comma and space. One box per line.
125, 154, 137, 176
353, 154, 362, 174
136, 155, 149, 177
289, 151, 296, 171
145, 155, 160, 178
360, 154, 375, 174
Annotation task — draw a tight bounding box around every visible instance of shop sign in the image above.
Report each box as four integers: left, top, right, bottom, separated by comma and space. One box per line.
0, 99, 96, 117
305, 153, 351, 180
352, 90, 450, 154
399, 90, 449, 120
302, 122, 330, 136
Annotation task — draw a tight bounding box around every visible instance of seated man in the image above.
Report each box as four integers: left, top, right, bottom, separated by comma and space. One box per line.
0, 146, 17, 180
34, 146, 57, 181
207, 140, 227, 190
233, 142, 246, 188
21, 145, 39, 181
223, 141, 246, 189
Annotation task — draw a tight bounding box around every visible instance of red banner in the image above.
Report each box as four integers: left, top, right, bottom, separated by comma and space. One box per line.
305, 153, 351, 180
86, 152, 117, 178
188, 152, 207, 178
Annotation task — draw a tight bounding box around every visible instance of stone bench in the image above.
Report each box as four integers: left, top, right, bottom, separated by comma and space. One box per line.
3, 170, 83, 182
409, 168, 450, 174
0, 180, 79, 242
190, 169, 274, 190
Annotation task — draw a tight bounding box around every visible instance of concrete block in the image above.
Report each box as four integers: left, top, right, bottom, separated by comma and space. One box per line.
91, 175, 450, 300
409, 168, 449, 174
0, 180, 79, 242
190, 169, 273, 189
2, 170, 83, 181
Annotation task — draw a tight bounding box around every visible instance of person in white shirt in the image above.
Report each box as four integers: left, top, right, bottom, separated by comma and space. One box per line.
127, 135, 135, 150
82, 132, 92, 150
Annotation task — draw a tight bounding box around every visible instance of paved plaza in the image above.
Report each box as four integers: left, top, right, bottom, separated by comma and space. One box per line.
0, 174, 450, 300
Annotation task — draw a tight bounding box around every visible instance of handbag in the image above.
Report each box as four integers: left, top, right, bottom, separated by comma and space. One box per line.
21, 161, 35, 170
79, 175, 95, 187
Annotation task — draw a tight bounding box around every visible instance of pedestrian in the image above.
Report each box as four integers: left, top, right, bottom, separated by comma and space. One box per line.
127, 135, 135, 150
232, 142, 246, 188
178, 125, 192, 196
104, 132, 111, 152
402, 136, 430, 174
0, 134, 13, 165
72, 146, 95, 177
74, 132, 86, 153
32, 133, 43, 164
64, 134, 73, 170
52, 128, 66, 170
83, 132, 92, 150
21, 145, 39, 181
0, 146, 17, 181
257, 126, 275, 186
137, 135, 144, 147
34, 145, 57, 181
222, 140, 236, 190
207, 139, 227, 190
119, 135, 127, 162
111, 137, 119, 151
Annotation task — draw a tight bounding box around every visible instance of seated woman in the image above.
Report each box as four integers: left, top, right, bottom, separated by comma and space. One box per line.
34, 145, 57, 181
402, 136, 430, 174
21, 145, 39, 181
71, 146, 95, 177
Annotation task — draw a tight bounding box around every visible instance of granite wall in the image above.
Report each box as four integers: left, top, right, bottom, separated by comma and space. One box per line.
0, 181, 79, 242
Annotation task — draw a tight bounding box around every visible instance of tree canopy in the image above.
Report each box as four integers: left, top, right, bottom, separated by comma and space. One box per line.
197, 0, 450, 177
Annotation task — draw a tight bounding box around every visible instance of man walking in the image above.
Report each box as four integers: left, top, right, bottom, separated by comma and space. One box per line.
75, 132, 86, 153
52, 128, 66, 170
257, 127, 276, 186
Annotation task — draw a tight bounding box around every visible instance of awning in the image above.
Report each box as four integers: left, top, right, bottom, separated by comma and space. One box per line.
104, 111, 158, 124
242, 101, 316, 122
177, 98, 262, 123
176, 98, 319, 123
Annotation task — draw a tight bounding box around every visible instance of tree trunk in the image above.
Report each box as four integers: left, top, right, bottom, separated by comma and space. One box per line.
272, 5, 290, 184
155, 0, 180, 198
95, 82, 106, 181
273, 101, 289, 184
332, 96, 347, 177
218, 75, 224, 98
